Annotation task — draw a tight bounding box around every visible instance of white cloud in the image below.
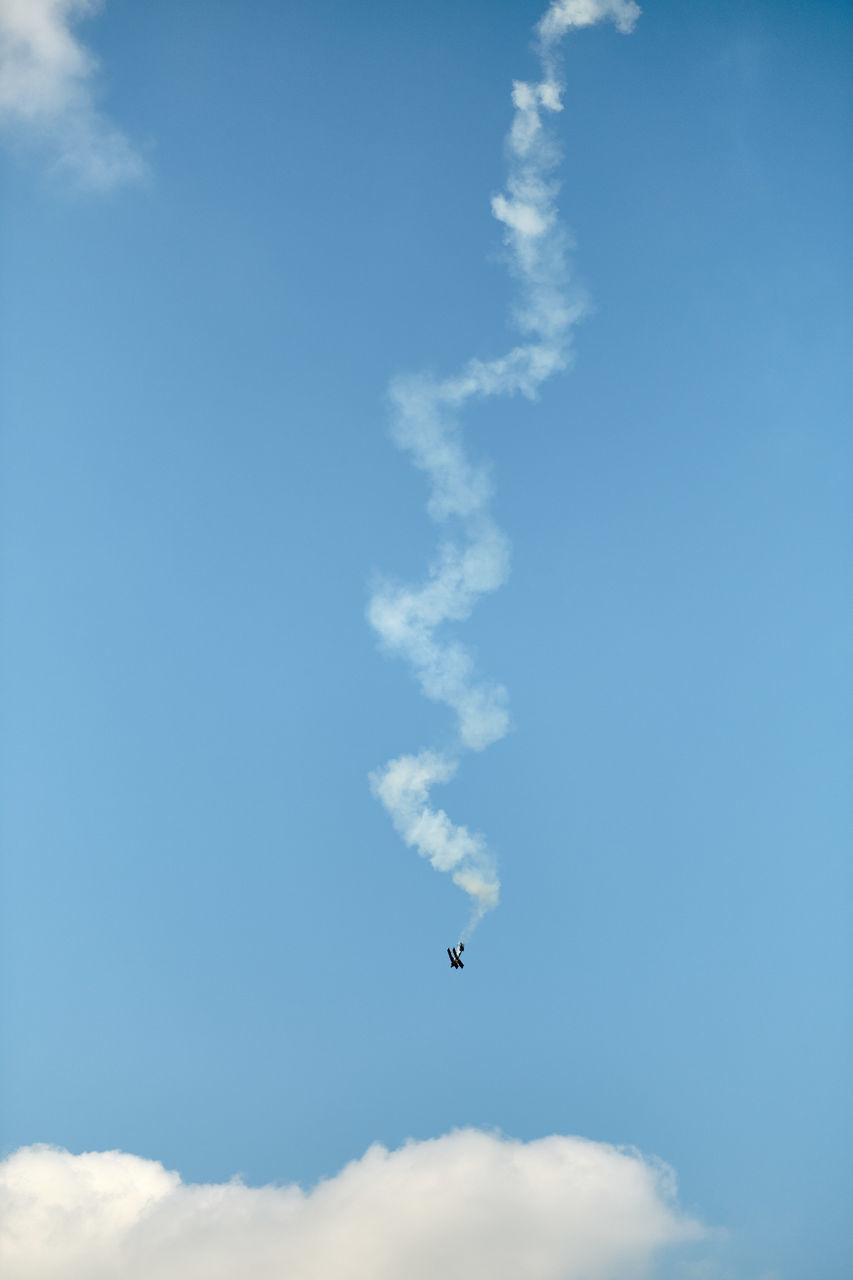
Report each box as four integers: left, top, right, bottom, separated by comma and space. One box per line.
0, 0, 145, 188
0, 1131, 705, 1280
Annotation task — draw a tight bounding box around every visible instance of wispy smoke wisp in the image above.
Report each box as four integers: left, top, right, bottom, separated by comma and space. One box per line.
369, 0, 640, 932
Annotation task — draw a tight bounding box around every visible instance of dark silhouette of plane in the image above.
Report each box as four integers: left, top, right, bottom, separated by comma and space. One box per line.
447, 943, 465, 970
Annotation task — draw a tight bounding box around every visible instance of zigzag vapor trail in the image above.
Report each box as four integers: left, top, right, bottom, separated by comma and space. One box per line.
368, 0, 640, 937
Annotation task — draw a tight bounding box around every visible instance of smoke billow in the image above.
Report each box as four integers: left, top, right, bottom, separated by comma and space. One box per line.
369, 0, 640, 934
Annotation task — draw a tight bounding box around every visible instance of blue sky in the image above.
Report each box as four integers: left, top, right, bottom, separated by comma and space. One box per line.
1, 2, 851, 1277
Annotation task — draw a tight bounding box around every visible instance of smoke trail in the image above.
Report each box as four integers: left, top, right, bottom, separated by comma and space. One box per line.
369, 0, 640, 935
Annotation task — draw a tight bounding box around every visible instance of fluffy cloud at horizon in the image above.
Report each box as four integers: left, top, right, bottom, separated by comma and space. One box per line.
0, 1130, 705, 1280
0, 0, 145, 188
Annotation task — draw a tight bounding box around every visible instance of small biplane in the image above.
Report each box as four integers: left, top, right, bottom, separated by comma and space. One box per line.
447, 943, 465, 970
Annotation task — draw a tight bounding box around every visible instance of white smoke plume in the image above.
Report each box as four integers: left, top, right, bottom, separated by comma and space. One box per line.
0, 0, 146, 188
369, 0, 640, 931
0, 1131, 704, 1280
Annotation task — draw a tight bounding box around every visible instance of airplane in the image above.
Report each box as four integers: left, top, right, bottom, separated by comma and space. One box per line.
447, 943, 465, 970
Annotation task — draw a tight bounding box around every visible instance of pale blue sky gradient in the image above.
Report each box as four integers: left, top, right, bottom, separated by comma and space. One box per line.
2, 3, 851, 1277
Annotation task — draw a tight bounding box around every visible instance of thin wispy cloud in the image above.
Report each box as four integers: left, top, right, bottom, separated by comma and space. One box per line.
0, 1131, 703, 1280
0, 0, 146, 189
369, 0, 640, 932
